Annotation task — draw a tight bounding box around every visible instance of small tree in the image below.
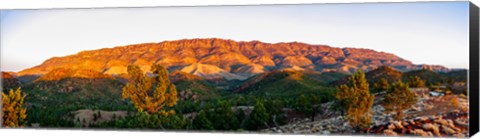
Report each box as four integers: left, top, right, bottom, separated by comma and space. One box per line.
382, 81, 418, 120
263, 99, 286, 126
192, 110, 213, 130
122, 64, 178, 115
373, 78, 390, 93
336, 70, 374, 131
408, 76, 425, 88
245, 100, 269, 130
74, 117, 82, 128
295, 94, 321, 121
2, 87, 27, 127
210, 100, 239, 130
93, 112, 99, 122
236, 109, 246, 127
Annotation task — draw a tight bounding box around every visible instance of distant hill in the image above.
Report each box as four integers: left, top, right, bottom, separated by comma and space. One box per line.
233, 70, 338, 99
1, 72, 22, 91
402, 69, 467, 84
365, 66, 403, 84
32, 68, 118, 93
35, 68, 114, 82
333, 66, 467, 86
17, 38, 450, 82
307, 71, 349, 85
444, 69, 468, 82
169, 71, 220, 100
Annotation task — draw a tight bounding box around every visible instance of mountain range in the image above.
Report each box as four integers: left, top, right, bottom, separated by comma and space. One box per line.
16, 38, 450, 81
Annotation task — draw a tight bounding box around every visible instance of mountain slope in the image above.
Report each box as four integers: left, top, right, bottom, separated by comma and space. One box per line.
402, 69, 461, 84
32, 68, 121, 94
234, 70, 338, 99
365, 66, 403, 84
332, 66, 467, 87
169, 71, 220, 100
1, 72, 22, 91
17, 38, 450, 81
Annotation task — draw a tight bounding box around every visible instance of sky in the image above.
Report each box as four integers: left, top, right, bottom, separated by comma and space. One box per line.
0, 2, 470, 72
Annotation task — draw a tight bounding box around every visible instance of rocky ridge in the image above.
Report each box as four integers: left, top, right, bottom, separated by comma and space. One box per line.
17, 38, 450, 81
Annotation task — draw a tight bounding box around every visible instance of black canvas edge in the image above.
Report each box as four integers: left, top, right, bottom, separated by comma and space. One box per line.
469, 1, 480, 137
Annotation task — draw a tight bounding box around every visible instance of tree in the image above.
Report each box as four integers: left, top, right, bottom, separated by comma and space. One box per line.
408, 76, 425, 88
2, 87, 27, 127
263, 99, 287, 126
122, 64, 178, 115
161, 114, 188, 129
245, 100, 270, 130
192, 110, 213, 130
382, 81, 418, 120
209, 100, 239, 130
336, 70, 374, 131
373, 78, 390, 93
93, 112, 99, 122
236, 109, 246, 127
295, 94, 321, 122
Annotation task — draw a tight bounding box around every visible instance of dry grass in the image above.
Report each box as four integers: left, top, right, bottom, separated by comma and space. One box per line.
73, 109, 128, 127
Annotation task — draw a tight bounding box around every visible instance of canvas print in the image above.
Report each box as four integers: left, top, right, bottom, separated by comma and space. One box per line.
0, 1, 474, 137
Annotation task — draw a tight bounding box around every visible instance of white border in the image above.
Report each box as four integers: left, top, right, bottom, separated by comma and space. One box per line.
0, 0, 472, 9
1, 0, 479, 139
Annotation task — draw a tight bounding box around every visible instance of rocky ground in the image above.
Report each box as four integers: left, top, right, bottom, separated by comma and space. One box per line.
259, 93, 469, 137
367, 94, 470, 137
367, 112, 469, 137
259, 101, 353, 135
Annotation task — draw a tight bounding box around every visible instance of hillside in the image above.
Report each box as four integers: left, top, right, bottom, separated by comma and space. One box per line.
1, 72, 22, 91
17, 38, 450, 82
333, 66, 466, 86
402, 69, 454, 84
169, 71, 220, 100
365, 66, 403, 84
35, 68, 114, 82
23, 69, 129, 127
444, 69, 468, 82
233, 70, 338, 100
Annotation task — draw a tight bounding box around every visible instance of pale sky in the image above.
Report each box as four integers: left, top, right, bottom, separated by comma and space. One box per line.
0, 2, 470, 72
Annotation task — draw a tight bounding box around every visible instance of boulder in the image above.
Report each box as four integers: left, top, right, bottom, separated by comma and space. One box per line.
441, 125, 456, 135
422, 123, 441, 137
383, 129, 398, 136
412, 129, 430, 137
393, 121, 404, 129
387, 124, 396, 130
322, 130, 331, 135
